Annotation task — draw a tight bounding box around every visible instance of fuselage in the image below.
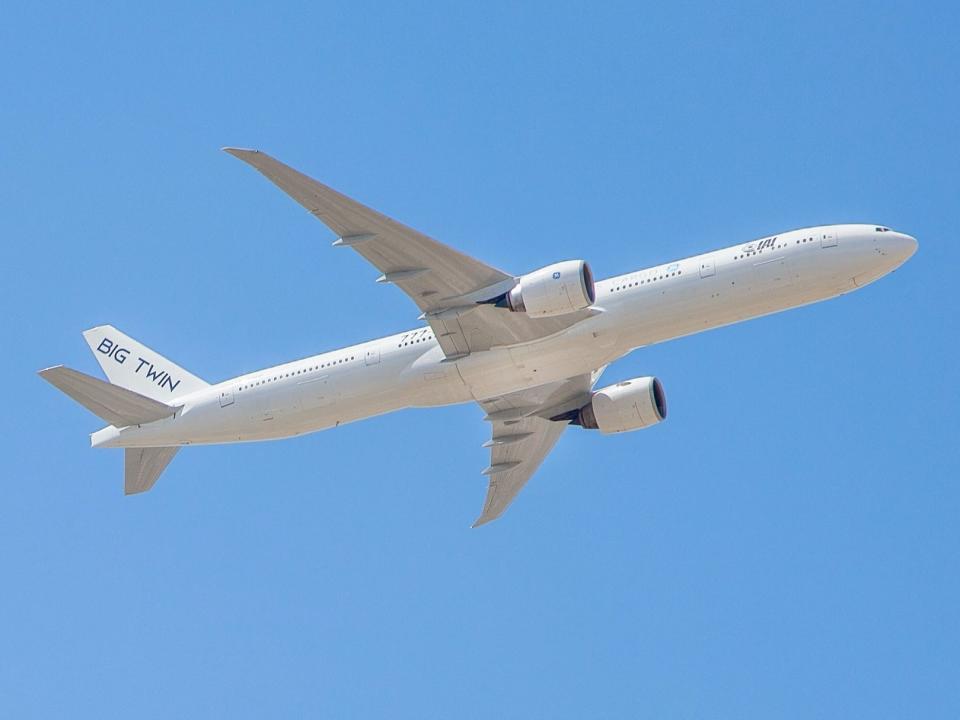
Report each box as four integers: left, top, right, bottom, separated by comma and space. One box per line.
93, 223, 916, 449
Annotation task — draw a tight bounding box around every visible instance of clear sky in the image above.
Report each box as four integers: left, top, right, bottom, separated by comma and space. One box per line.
2, 1, 958, 717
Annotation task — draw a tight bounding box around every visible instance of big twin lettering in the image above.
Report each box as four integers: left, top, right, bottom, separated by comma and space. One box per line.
96, 337, 181, 392
96, 337, 130, 363
133, 357, 181, 392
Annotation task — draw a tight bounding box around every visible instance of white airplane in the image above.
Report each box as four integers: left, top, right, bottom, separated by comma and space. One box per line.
40, 149, 918, 526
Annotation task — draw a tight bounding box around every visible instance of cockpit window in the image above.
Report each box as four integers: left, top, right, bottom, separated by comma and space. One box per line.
875, 227, 890, 232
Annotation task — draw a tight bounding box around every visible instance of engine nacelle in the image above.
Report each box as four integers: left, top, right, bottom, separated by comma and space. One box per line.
500, 260, 595, 318
569, 377, 667, 434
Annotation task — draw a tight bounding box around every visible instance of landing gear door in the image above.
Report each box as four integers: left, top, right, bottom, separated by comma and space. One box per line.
821, 230, 837, 248
699, 257, 716, 278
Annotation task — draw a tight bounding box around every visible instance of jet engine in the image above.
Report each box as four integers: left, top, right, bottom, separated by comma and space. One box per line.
558, 377, 667, 434
495, 260, 595, 318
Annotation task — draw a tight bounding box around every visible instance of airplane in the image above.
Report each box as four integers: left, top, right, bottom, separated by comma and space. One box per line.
39, 148, 918, 526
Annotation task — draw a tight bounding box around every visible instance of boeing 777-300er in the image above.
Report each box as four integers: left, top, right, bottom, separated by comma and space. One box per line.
40, 149, 918, 526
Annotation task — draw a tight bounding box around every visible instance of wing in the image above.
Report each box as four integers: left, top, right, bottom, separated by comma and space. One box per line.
224, 148, 592, 358
473, 368, 605, 527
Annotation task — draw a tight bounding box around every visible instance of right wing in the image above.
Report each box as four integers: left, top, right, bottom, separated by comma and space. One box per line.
224, 148, 593, 358
473, 368, 605, 527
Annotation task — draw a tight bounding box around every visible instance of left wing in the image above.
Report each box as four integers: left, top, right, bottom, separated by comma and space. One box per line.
224, 148, 593, 358
473, 369, 604, 527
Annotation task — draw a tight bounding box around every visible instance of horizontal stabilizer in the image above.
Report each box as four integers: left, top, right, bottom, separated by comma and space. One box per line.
125, 446, 179, 494
39, 365, 178, 427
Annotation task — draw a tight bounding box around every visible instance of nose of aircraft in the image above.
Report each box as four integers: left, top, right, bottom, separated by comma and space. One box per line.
852, 228, 918, 288
888, 231, 919, 264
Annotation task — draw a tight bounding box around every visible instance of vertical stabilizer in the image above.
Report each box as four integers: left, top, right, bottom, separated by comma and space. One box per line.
83, 325, 208, 402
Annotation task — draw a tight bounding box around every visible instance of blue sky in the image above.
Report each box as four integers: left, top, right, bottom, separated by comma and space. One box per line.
2, 1, 958, 717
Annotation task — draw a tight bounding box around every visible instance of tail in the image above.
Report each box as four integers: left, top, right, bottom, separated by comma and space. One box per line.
39, 324, 206, 495
82, 325, 208, 402
38, 365, 182, 494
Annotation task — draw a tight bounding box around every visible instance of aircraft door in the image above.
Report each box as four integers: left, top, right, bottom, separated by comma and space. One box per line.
219, 390, 234, 408
821, 230, 837, 248
699, 257, 716, 278
365, 348, 380, 365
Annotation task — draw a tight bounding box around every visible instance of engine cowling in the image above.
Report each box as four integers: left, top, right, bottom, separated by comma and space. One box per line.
500, 260, 595, 318
569, 377, 667, 434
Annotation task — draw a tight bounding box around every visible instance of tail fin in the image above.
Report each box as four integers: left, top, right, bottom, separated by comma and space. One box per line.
125, 447, 180, 494
82, 325, 208, 402
39, 365, 178, 427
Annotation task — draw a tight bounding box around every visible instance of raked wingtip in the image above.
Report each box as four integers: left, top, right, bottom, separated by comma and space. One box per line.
222, 146, 260, 156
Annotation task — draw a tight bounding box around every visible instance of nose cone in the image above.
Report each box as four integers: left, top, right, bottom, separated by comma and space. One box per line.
851, 227, 918, 288
887, 231, 918, 265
